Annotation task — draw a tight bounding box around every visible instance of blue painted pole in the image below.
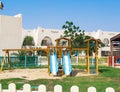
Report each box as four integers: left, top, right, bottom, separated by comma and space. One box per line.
24, 56, 27, 67
35, 56, 38, 66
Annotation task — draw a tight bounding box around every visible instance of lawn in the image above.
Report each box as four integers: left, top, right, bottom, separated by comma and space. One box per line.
0, 66, 120, 92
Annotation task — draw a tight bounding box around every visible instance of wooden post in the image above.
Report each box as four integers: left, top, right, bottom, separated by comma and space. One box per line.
95, 40, 98, 74
86, 41, 90, 74
85, 50, 87, 73
23, 84, 31, 92
56, 40, 59, 46
9, 83, 16, 92
38, 84, 46, 92
106, 87, 115, 92
54, 85, 62, 92
7, 50, 12, 70
71, 86, 79, 92
0, 51, 7, 72
47, 47, 50, 76
88, 86, 96, 92
0, 84, 2, 92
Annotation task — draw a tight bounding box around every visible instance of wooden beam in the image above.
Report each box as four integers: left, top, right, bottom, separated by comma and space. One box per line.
2, 48, 47, 52
48, 46, 71, 49
72, 48, 88, 51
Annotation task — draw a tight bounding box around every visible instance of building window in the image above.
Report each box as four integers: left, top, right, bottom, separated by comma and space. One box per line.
113, 51, 120, 56
101, 51, 110, 56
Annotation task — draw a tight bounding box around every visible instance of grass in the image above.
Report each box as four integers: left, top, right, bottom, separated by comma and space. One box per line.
0, 66, 120, 92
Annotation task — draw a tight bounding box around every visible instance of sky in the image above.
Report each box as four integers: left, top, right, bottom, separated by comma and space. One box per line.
0, 0, 120, 32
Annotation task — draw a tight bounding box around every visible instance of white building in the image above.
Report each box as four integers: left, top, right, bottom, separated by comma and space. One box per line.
23, 28, 119, 56
0, 14, 22, 55
0, 14, 119, 56
22, 27, 64, 47
86, 29, 118, 56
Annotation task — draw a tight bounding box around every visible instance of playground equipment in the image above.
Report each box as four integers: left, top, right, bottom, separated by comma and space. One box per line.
50, 51, 58, 75
0, 48, 47, 72
62, 51, 72, 75
0, 37, 100, 75
84, 38, 100, 74
47, 45, 72, 76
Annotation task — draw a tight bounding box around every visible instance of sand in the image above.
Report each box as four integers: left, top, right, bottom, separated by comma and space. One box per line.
0, 68, 94, 80
0, 69, 61, 80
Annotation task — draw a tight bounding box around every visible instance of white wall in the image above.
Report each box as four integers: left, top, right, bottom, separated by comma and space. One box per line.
22, 27, 64, 47
0, 14, 22, 56
85, 29, 119, 56
22, 28, 119, 56
0, 14, 119, 56
37, 28, 64, 46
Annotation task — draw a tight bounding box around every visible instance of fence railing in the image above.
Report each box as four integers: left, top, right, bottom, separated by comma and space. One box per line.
0, 83, 115, 92
0, 56, 38, 68
0, 56, 109, 67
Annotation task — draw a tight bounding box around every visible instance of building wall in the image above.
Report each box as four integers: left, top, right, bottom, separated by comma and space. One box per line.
22, 27, 64, 47
22, 28, 119, 56
85, 29, 118, 56
0, 14, 119, 56
0, 14, 22, 55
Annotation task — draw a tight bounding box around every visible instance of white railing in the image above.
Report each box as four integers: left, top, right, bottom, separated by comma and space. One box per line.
0, 83, 115, 92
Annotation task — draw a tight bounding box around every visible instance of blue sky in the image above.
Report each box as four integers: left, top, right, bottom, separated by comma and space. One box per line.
0, 0, 120, 32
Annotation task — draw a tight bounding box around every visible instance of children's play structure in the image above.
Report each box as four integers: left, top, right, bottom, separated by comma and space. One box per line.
0, 37, 100, 75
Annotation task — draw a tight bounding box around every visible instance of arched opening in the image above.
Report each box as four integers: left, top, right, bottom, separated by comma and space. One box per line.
22, 36, 35, 56
41, 36, 53, 46
22, 36, 35, 47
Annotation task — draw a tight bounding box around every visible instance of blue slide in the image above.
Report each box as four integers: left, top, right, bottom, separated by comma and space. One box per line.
50, 52, 58, 75
63, 52, 72, 75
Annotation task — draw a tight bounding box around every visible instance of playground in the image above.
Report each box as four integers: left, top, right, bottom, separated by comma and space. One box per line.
0, 37, 100, 77
0, 37, 120, 92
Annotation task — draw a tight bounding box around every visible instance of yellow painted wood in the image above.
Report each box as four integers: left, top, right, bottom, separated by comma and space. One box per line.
7, 51, 12, 70
95, 41, 98, 74
0, 51, 7, 72
3, 48, 47, 52
87, 41, 90, 74
46, 47, 50, 76
72, 48, 88, 51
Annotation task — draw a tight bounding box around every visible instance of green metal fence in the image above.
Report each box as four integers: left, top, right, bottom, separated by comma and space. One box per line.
0, 56, 38, 68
